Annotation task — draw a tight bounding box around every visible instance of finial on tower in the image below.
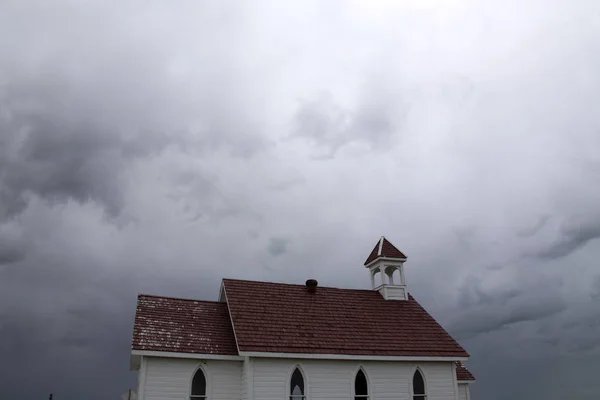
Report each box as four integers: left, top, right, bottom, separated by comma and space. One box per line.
364, 236, 408, 300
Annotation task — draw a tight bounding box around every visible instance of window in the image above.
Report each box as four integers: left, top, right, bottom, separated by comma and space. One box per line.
191, 367, 206, 400
354, 369, 369, 400
412, 369, 426, 400
290, 367, 305, 400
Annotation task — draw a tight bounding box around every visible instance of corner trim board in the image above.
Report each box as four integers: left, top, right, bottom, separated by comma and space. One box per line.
245, 356, 254, 400
452, 361, 459, 400
138, 356, 147, 400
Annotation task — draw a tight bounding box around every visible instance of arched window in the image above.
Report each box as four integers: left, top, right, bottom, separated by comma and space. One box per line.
191, 367, 207, 400
290, 367, 305, 400
354, 369, 369, 400
412, 369, 426, 400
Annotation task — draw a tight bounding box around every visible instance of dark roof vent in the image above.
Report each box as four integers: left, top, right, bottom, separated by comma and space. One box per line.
305, 279, 318, 293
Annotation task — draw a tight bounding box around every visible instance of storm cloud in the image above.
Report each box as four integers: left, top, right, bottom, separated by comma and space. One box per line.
536, 215, 600, 260
2, 1, 600, 399
268, 237, 290, 257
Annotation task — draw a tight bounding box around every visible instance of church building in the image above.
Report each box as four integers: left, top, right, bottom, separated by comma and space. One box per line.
130, 236, 475, 400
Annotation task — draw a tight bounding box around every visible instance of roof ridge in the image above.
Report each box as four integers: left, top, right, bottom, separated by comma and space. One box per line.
378, 236, 384, 256
138, 293, 224, 304
223, 278, 387, 293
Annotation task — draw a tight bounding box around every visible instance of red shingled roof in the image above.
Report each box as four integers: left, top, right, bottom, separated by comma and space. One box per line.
222, 279, 468, 357
364, 236, 407, 265
131, 282, 474, 381
132, 294, 238, 355
455, 361, 476, 381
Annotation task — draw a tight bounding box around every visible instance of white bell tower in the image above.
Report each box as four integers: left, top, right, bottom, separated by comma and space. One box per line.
364, 236, 408, 300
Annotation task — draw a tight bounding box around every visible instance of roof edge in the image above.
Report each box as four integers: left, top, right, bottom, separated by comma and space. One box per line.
238, 351, 469, 361
137, 293, 223, 304
364, 255, 407, 268
132, 350, 243, 360
222, 278, 375, 292
221, 282, 242, 355
409, 295, 471, 359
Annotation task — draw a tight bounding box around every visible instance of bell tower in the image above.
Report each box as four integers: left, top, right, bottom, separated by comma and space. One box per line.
364, 236, 408, 300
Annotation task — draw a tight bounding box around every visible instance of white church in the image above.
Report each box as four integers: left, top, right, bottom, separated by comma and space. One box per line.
130, 237, 475, 400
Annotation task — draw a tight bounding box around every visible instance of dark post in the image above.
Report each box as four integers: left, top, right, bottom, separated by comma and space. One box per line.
49, 394, 53, 400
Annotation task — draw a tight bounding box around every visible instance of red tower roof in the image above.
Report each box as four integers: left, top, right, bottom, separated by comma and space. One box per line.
364, 236, 407, 266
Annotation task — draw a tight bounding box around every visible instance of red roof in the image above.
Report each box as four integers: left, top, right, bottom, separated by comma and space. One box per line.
222, 279, 468, 357
364, 236, 407, 265
455, 361, 476, 381
132, 294, 238, 355
132, 281, 474, 382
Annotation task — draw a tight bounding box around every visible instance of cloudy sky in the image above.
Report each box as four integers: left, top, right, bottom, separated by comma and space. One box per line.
1, 0, 600, 399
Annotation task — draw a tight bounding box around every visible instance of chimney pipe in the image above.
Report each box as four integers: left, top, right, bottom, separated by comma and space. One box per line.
305, 279, 318, 293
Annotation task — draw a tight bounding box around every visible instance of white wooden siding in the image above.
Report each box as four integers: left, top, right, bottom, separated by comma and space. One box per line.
141, 357, 242, 400
377, 285, 407, 301
252, 358, 457, 400
457, 384, 469, 400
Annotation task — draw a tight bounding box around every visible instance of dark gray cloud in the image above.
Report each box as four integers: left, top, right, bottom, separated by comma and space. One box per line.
291, 90, 403, 159
468, 354, 600, 400
0, 99, 173, 220
450, 275, 568, 340
456, 277, 522, 309
591, 276, 600, 300
0, 225, 28, 265
0, 62, 268, 223
0, 1, 272, 224
0, 244, 25, 265
266, 177, 307, 191
452, 298, 567, 340
537, 215, 600, 260
268, 237, 290, 257
517, 214, 551, 238
0, 289, 138, 400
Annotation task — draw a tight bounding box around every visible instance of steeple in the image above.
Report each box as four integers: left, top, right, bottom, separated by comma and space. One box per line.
364, 236, 408, 300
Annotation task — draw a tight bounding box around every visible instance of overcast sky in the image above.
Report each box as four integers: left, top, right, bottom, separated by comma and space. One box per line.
1, 0, 600, 399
